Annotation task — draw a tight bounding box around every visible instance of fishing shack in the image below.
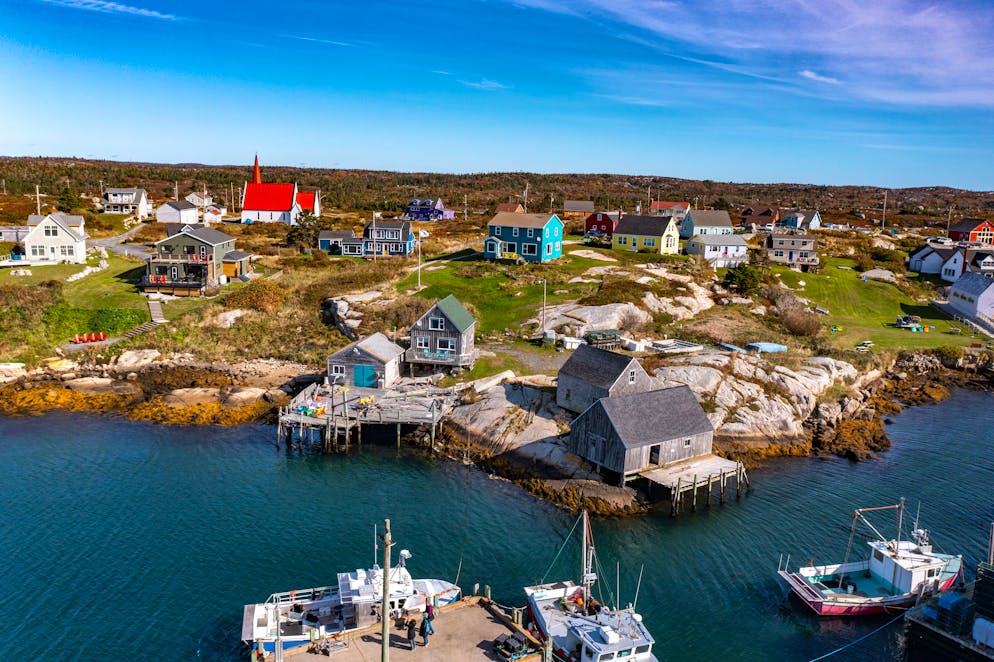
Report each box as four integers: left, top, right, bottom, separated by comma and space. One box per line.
327, 333, 405, 388
556, 344, 654, 413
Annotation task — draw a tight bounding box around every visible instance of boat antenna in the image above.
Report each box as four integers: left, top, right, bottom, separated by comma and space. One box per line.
380, 519, 393, 662
581, 510, 589, 604
633, 564, 644, 610
616, 561, 620, 612
988, 522, 994, 566
896, 497, 905, 553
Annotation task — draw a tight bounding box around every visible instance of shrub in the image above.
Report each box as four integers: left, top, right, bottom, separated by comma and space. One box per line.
223, 279, 290, 313
780, 308, 821, 336
723, 264, 761, 294
932, 345, 964, 361
617, 308, 652, 335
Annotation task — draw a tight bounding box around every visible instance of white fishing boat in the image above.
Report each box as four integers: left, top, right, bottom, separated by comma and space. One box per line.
778, 499, 962, 616
241, 548, 460, 653
524, 511, 658, 662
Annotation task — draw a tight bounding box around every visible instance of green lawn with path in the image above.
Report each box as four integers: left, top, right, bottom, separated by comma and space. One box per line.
773, 257, 977, 350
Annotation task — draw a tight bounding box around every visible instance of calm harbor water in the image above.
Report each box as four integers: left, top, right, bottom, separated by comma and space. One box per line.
2, 389, 993, 661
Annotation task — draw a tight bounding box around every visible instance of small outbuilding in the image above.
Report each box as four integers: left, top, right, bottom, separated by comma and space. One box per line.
156, 200, 199, 224
326, 332, 405, 388
567, 386, 715, 486
556, 344, 654, 413
318, 230, 356, 253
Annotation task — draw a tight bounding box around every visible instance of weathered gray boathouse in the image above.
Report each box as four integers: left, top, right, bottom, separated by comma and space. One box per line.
326, 333, 405, 388
556, 344, 654, 413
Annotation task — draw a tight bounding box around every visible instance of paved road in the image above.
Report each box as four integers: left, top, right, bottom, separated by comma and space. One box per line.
91, 223, 152, 259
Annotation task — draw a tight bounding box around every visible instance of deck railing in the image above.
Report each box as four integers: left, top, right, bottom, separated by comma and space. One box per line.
404, 348, 479, 366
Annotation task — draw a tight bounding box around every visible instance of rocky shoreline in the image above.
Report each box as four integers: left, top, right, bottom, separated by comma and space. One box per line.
1, 348, 991, 516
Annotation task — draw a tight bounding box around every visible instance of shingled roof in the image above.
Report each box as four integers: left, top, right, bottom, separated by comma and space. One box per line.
488, 212, 559, 229
434, 295, 475, 333
688, 210, 733, 228
951, 271, 994, 298
559, 344, 637, 390
598, 386, 713, 449
614, 215, 673, 237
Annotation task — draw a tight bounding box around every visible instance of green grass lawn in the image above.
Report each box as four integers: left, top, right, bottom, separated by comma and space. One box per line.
773, 257, 976, 350
64, 255, 148, 310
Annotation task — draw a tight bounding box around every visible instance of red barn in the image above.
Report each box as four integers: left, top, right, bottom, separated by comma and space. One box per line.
948, 218, 994, 244
584, 212, 620, 239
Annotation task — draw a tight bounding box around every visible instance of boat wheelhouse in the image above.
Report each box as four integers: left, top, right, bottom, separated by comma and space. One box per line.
241, 550, 459, 652
778, 500, 962, 616
523, 511, 657, 662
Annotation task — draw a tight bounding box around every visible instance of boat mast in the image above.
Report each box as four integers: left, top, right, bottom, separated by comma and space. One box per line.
896, 498, 905, 553
581, 510, 588, 604
381, 519, 392, 662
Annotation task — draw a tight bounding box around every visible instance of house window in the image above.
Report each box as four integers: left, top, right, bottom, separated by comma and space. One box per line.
416, 336, 429, 349
554, 227, 559, 236
391, 243, 401, 252
429, 317, 445, 331
30, 245, 44, 257
513, 227, 519, 237
684, 439, 691, 447
555, 241, 561, 251
199, 245, 207, 259
545, 228, 549, 238
644, 238, 655, 247
628, 370, 636, 384
527, 228, 534, 238
773, 250, 784, 257
546, 244, 552, 255
666, 236, 676, 248
437, 338, 455, 352
332, 364, 345, 376
618, 236, 627, 245
44, 225, 57, 237
505, 242, 517, 254
521, 243, 537, 256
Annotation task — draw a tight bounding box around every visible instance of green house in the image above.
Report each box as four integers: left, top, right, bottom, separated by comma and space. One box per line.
144, 224, 250, 296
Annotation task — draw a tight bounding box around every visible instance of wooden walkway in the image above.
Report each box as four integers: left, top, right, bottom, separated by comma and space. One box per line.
640, 454, 749, 516
277, 382, 459, 451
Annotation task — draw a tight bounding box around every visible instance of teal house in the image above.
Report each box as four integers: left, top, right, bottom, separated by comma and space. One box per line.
484, 212, 564, 263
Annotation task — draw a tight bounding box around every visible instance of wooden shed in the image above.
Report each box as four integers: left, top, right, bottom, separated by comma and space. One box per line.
556, 344, 654, 413
326, 333, 405, 388
405, 294, 479, 369
568, 386, 714, 486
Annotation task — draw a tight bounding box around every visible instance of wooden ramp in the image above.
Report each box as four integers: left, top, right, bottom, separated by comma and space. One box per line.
640, 454, 749, 516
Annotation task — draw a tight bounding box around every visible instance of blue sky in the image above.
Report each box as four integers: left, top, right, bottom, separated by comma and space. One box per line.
1, 0, 993, 189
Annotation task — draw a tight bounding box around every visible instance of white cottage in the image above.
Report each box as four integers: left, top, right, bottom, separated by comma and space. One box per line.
156, 200, 199, 224
948, 272, 994, 322
686, 234, 749, 267
23, 212, 88, 264
102, 188, 151, 219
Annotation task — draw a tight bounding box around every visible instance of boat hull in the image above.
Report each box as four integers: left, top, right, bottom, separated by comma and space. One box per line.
779, 569, 959, 617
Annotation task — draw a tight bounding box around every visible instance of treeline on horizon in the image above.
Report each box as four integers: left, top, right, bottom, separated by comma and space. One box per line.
0, 156, 991, 218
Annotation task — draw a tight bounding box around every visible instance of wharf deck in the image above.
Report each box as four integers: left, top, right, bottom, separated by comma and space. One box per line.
277, 382, 459, 450
278, 597, 540, 662
640, 454, 749, 516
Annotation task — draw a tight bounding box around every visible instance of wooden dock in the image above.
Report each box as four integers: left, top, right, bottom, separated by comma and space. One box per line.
276, 382, 459, 452
274, 596, 542, 662
639, 454, 750, 516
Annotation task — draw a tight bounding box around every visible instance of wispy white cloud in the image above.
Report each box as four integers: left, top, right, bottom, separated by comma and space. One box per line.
799, 69, 840, 85
459, 79, 508, 91
432, 70, 452, 76
596, 94, 669, 107
507, 0, 994, 107
282, 34, 353, 47
40, 0, 178, 20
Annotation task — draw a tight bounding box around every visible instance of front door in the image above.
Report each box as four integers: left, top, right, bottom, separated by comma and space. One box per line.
788, 250, 794, 262
353, 365, 375, 388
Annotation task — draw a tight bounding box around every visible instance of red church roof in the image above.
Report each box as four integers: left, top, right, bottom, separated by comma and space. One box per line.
243, 183, 296, 211
650, 200, 690, 210
296, 192, 317, 212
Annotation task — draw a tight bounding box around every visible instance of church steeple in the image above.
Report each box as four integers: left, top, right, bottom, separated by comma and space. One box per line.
252, 154, 262, 184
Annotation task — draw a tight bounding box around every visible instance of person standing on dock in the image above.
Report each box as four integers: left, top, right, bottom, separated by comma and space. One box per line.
426, 599, 435, 622
419, 612, 434, 647
406, 618, 417, 651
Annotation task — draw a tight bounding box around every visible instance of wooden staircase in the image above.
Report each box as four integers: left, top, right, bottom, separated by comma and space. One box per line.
123, 300, 167, 340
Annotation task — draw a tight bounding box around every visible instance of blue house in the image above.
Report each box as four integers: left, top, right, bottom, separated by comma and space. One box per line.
318, 230, 355, 253
780, 209, 822, 231
484, 212, 564, 263
341, 220, 415, 257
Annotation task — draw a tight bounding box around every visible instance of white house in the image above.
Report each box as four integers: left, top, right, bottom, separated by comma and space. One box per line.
680, 210, 734, 238
781, 209, 822, 231
686, 234, 749, 267
102, 188, 151, 219
23, 212, 88, 264
156, 200, 199, 224
948, 271, 994, 322
184, 191, 213, 209
940, 248, 967, 282
203, 204, 227, 223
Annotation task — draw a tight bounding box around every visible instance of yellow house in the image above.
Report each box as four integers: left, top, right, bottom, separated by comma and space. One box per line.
611, 215, 679, 254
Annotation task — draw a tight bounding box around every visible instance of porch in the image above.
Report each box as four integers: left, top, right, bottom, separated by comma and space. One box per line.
404, 347, 479, 367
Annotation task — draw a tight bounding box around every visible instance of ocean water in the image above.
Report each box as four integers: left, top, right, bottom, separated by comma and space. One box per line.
1, 389, 993, 661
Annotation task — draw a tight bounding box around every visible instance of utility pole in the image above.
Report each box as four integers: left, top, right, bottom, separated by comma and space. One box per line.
2, 178, 5, 195
35, 184, 41, 215
417, 237, 421, 289
523, 182, 529, 213
380, 519, 392, 662
463, 194, 468, 221
882, 190, 887, 231
549, 193, 554, 214
174, 181, 179, 201
946, 206, 953, 234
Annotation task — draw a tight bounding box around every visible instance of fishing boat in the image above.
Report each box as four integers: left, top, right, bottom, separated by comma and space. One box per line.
777, 499, 962, 616
241, 548, 460, 653
523, 511, 658, 662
